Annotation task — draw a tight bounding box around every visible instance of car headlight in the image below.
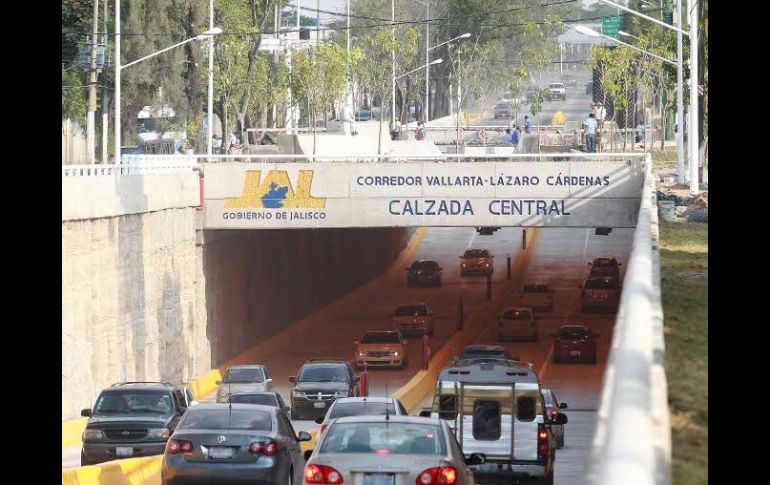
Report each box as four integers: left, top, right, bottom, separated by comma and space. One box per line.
393, 352, 399, 356
292, 391, 306, 398
83, 429, 103, 441
147, 428, 170, 439
358, 351, 366, 357
335, 391, 349, 398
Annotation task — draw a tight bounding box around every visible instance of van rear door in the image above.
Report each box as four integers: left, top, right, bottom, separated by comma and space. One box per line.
512, 383, 542, 460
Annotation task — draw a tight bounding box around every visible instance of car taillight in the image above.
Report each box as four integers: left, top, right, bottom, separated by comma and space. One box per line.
166, 439, 193, 454
305, 464, 344, 484
537, 425, 549, 460
249, 440, 279, 455
417, 467, 458, 485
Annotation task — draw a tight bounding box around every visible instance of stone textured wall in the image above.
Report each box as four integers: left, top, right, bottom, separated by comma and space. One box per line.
61, 208, 209, 421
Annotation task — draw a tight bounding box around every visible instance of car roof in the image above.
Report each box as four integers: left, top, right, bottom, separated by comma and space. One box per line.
523, 282, 550, 287
363, 330, 399, 335
502, 306, 532, 312
226, 364, 266, 369
228, 391, 279, 397
331, 415, 439, 425
560, 324, 589, 330
302, 359, 349, 365
412, 259, 439, 264
333, 397, 397, 404
107, 382, 175, 391
396, 302, 428, 307
464, 344, 506, 352
188, 403, 279, 413
438, 361, 539, 384
585, 275, 618, 282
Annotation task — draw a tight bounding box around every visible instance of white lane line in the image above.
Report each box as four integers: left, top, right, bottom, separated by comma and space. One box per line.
539, 347, 554, 379
466, 230, 477, 249
581, 228, 590, 264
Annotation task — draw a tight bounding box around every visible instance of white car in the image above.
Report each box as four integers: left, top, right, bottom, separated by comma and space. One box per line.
215, 365, 274, 403
549, 82, 566, 101
498, 306, 538, 341
353, 330, 408, 369
390, 302, 435, 336
313, 396, 408, 433
518, 283, 554, 312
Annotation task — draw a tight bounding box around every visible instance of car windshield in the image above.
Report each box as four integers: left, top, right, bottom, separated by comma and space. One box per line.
223, 368, 265, 383
393, 305, 428, 317
298, 364, 349, 382
463, 348, 507, 358
412, 261, 439, 270
495, 104, 511, 109
593, 259, 615, 267
320, 422, 446, 455
463, 249, 490, 258
559, 327, 588, 339
550, 84, 564, 89
227, 394, 278, 406
523, 285, 548, 293
179, 409, 272, 431
503, 310, 530, 320
361, 333, 401, 344
93, 391, 173, 415
454, 357, 515, 366
328, 402, 397, 419
585, 279, 617, 289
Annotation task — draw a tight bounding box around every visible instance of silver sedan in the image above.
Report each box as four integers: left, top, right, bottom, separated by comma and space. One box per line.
304, 415, 485, 485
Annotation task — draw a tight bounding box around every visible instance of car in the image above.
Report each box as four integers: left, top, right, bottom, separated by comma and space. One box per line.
460, 248, 494, 276
541, 389, 568, 449
354, 109, 373, 121
518, 283, 554, 311
353, 330, 408, 369
525, 85, 540, 102
406, 260, 443, 287
549, 82, 566, 101
304, 415, 485, 485
80, 382, 194, 466
390, 302, 435, 336
313, 397, 408, 434
216, 365, 274, 403
562, 76, 577, 87
588, 257, 623, 280
552, 325, 598, 364
498, 306, 538, 341
161, 403, 312, 485
579, 276, 621, 312
493, 102, 513, 119
289, 360, 360, 421
458, 344, 515, 361
227, 392, 290, 418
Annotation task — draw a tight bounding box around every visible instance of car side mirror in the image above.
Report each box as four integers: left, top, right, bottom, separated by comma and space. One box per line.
297, 431, 313, 442
551, 413, 568, 425
466, 453, 486, 465
81, 408, 92, 417
190, 400, 200, 406
289, 376, 297, 383
314, 416, 325, 425
419, 409, 432, 418
265, 378, 273, 383
559, 403, 568, 409
216, 380, 221, 385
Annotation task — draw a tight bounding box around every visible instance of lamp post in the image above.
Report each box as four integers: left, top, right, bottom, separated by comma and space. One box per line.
395, 58, 443, 81
575, 26, 675, 66
207, 0, 214, 159
413, 0, 430, 121
113, 13, 222, 163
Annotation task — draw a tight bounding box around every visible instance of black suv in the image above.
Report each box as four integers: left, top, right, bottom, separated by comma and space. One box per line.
406, 260, 443, 287
80, 382, 192, 465
289, 360, 359, 420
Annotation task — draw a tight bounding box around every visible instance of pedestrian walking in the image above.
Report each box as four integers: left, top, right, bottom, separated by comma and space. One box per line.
524, 115, 532, 134
511, 125, 521, 147
502, 128, 514, 146
585, 113, 598, 153
342, 101, 359, 136
415, 121, 425, 140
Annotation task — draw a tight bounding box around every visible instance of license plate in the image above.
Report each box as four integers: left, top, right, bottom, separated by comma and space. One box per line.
314, 402, 326, 409
364, 474, 395, 485
209, 447, 234, 459
115, 446, 133, 457
569, 351, 581, 356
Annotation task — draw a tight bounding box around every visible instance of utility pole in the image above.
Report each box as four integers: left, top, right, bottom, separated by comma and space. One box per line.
316, 0, 319, 44
391, 0, 396, 124
675, 0, 685, 184
687, 0, 699, 194
88, 0, 100, 163
114, 0, 121, 164
207, 0, 214, 157
101, 0, 108, 164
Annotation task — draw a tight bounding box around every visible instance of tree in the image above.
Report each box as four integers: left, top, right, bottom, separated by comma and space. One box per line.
62, 68, 88, 126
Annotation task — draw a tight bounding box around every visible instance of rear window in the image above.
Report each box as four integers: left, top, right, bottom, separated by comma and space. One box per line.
227, 394, 278, 406
298, 364, 349, 383
584, 279, 617, 289
329, 401, 396, 419
502, 310, 530, 320
361, 333, 401, 344
550, 83, 564, 89
394, 305, 429, 317
559, 327, 588, 339
516, 396, 536, 422
412, 261, 439, 270
223, 367, 265, 383
179, 409, 272, 431
438, 395, 457, 420
593, 259, 615, 267
464, 249, 491, 258
464, 347, 506, 357
494, 104, 511, 109
473, 400, 501, 441
523, 285, 548, 293
320, 422, 446, 455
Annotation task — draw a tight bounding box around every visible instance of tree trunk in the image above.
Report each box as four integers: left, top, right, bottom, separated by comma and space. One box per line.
222, 101, 229, 155
378, 89, 385, 155
181, 0, 205, 153
622, 104, 628, 153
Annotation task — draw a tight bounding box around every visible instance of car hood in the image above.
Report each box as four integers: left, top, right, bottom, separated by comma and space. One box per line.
357, 344, 403, 352
87, 413, 171, 427
218, 382, 268, 395
293, 381, 350, 393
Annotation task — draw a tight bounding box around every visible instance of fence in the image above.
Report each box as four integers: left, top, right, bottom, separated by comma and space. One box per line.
62, 119, 88, 164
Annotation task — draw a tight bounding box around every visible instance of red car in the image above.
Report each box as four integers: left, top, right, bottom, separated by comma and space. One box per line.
552, 325, 598, 364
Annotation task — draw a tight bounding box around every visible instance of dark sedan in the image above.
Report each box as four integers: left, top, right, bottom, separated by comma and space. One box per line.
552, 325, 599, 364
493, 102, 513, 119
406, 260, 443, 287
161, 403, 311, 485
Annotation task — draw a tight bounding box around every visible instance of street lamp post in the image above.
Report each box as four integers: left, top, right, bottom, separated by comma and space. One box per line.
575, 26, 676, 66
113, 6, 222, 164
413, 0, 430, 121
395, 58, 443, 81
207, 0, 214, 159
687, 0, 699, 194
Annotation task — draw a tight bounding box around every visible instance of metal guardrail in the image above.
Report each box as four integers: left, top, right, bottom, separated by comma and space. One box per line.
584, 153, 671, 485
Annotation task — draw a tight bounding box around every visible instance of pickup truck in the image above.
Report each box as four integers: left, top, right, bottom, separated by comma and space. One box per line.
549, 82, 566, 101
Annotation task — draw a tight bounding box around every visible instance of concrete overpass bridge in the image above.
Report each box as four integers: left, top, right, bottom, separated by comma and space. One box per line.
61, 153, 668, 485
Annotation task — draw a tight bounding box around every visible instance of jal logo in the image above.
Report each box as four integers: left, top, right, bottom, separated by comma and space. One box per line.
224, 170, 326, 209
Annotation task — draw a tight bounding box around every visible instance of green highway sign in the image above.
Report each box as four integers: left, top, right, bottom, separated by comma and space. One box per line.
663, 0, 673, 24
601, 16, 624, 39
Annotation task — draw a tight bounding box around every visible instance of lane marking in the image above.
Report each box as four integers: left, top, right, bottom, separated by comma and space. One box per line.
539, 347, 554, 379
582, 228, 590, 264
466, 229, 477, 249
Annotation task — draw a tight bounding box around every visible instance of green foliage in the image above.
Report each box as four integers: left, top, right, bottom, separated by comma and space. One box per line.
62, 68, 87, 125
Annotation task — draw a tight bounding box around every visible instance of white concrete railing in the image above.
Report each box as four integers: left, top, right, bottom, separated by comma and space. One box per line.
62, 156, 198, 177
584, 152, 671, 485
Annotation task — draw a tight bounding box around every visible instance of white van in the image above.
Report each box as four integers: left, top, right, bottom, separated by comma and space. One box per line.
422, 360, 566, 484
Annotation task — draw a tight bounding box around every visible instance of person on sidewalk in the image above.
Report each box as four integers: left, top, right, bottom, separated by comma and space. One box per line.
415, 121, 425, 140
511, 125, 521, 147
502, 128, 514, 146
585, 113, 598, 153
524, 115, 533, 134
342, 101, 359, 136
